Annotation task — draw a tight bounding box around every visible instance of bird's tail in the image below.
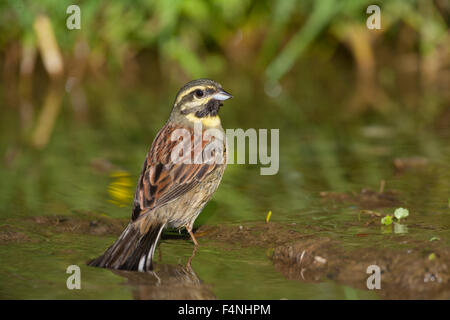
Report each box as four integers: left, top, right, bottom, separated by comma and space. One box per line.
88, 221, 165, 272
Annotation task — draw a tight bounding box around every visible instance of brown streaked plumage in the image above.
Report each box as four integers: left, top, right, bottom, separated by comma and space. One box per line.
88, 79, 232, 271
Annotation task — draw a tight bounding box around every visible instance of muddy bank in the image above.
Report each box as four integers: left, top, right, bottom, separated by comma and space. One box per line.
0, 225, 37, 243
319, 188, 402, 209
0, 214, 128, 245
32, 214, 128, 236
196, 223, 450, 299
196, 222, 311, 247
3, 214, 449, 299
272, 238, 450, 299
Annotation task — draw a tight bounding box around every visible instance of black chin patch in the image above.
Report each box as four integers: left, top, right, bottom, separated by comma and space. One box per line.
195, 99, 222, 118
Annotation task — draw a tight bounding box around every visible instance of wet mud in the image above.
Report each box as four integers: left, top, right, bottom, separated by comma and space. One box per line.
3, 213, 449, 299
272, 237, 450, 299
319, 188, 402, 209
196, 223, 450, 299
29, 214, 128, 236
0, 225, 37, 243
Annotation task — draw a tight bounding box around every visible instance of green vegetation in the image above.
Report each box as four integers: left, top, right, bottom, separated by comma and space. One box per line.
266, 210, 272, 223
394, 207, 409, 221
1, 0, 448, 83
381, 215, 393, 226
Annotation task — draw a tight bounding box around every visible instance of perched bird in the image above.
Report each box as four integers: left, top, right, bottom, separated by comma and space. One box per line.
89, 79, 232, 272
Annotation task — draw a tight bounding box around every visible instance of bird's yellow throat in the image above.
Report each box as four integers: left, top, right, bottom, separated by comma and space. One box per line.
186, 113, 221, 128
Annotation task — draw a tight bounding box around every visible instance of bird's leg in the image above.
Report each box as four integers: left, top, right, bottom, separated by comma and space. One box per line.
186, 225, 199, 246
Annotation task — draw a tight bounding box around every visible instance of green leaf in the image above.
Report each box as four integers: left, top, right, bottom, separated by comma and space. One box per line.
266, 210, 272, 223
381, 215, 393, 226
394, 208, 409, 221
429, 236, 440, 242
428, 253, 436, 261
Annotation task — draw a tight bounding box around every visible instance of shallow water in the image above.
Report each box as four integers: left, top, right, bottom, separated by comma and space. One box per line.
0, 66, 449, 299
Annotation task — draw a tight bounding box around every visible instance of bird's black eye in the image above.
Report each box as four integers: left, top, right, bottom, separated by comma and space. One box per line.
194, 89, 204, 98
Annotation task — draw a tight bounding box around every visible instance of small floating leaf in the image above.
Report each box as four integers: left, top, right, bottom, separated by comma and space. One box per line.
429, 237, 440, 242
394, 208, 409, 221
428, 253, 436, 261
381, 215, 393, 225
266, 211, 272, 223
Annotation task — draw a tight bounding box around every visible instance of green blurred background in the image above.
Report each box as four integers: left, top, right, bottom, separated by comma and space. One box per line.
0, 0, 449, 299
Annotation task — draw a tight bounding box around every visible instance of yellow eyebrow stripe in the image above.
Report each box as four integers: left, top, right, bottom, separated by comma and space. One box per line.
175, 85, 215, 105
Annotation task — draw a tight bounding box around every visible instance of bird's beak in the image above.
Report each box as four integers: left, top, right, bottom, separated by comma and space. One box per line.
212, 89, 233, 101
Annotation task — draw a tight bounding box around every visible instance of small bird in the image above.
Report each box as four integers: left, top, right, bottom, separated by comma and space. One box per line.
89, 79, 232, 271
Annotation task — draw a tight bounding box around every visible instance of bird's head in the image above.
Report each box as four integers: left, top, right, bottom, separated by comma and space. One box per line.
170, 79, 232, 128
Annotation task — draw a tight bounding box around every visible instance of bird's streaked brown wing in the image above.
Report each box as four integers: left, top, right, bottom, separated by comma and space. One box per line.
131, 123, 222, 221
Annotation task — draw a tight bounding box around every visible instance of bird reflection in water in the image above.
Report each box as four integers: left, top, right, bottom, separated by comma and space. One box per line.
111, 247, 215, 300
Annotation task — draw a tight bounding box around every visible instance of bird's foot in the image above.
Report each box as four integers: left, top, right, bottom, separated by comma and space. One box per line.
186, 226, 199, 246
